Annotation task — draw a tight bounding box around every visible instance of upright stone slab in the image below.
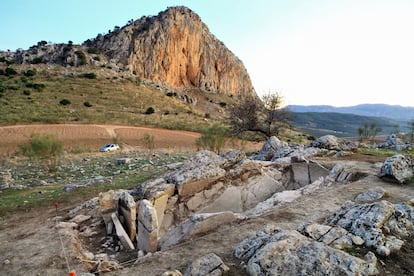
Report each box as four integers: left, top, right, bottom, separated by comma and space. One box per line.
99, 190, 117, 234
111, 212, 135, 250
118, 191, 137, 242
137, 199, 159, 253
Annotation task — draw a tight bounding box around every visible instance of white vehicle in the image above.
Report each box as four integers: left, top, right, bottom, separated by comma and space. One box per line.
99, 143, 120, 152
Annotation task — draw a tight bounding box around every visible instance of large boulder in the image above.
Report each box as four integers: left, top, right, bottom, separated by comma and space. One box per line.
380, 154, 413, 184
254, 136, 292, 161
234, 226, 378, 275
324, 200, 414, 256
164, 150, 227, 197
379, 134, 410, 151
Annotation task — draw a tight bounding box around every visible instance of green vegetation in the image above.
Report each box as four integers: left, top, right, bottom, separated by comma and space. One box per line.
0, 65, 222, 132
290, 112, 406, 138
80, 72, 97, 79
145, 106, 155, 114
196, 123, 228, 154
75, 50, 87, 65
59, 98, 71, 105
18, 133, 62, 173
142, 133, 155, 152
83, 101, 92, 107
358, 122, 382, 143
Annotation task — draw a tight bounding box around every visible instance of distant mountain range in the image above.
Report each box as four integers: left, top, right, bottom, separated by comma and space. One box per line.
287, 104, 414, 137
287, 104, 414, 121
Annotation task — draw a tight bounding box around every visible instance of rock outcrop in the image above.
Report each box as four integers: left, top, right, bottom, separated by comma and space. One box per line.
234, 225, 378, 275
90, 6, 254, 96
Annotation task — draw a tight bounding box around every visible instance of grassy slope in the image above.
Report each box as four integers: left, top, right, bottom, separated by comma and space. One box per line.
0, 64, 233, 132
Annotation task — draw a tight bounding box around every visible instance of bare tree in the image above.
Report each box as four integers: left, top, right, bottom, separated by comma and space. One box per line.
230, 91, 289, 139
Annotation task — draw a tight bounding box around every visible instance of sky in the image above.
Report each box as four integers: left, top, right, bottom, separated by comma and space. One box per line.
1, 0, 414, 107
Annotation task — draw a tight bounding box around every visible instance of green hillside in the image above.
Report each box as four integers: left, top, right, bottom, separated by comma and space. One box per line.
0, 64, 234, 131
290, 111, 409, 138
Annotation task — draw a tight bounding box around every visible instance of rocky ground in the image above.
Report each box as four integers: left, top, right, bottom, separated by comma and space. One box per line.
1, 133, 414, 276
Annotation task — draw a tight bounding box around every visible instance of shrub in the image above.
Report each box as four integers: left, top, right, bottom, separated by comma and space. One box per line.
59, 99, 71, 105
26, 82, 45, 91
142, 133, 155, 152
75, 50, 87, 65
31, 57, 43, 64
219, 102, 227, 107
19, 133, 62, 173
145, 107, 155, 114
23, 90, 31, 96
83, 101, 92, 107
5, 67, 17, 76
80, 72, 97, 79
87, 47, 99, 54
196, 124, 228, 154
24, 69, 37, 77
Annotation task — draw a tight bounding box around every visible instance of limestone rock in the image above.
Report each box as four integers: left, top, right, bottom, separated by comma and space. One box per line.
165, 150, 226, 197
379, 134, 410, 151
310, 135, 341, 150
380, 154, 413, 184
254, 136, 291, 161
233, 226, 378, 275
324, 200, 411, 256
184, 253, 229, 276
137, 199, 159, 253
355, 187, 386, 202
159, 212, 237, 250
90, 6, 254, 97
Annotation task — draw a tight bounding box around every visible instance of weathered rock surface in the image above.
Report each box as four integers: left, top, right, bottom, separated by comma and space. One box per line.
379, 134, 410, 151
325, 199, 414, 256
380, 154, 413, 184
355, 187, 386, 202
159, 212, 238, 250
310, 134, 358, 151
234, 225, 378, 275
184, 253, 229, 276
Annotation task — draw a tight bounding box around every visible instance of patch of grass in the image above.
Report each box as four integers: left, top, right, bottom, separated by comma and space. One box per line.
0, 172, 153, 214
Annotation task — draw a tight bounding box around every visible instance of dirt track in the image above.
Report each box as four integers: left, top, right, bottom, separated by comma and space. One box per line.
0, 124, 203, 155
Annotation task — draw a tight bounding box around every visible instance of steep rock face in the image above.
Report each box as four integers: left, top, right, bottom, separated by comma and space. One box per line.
88, 6, 255, 97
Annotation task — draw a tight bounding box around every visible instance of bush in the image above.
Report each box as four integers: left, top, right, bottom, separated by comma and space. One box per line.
24, 69, 37, 77
5, 67, 17, 76
145, 107, 155, 114
59, 99, 71, 105
87, 47, 99, 54
31, 57, 43, 64
23, 90, 31, 96
83, 101, 92, 107
75, 50, 87, 65
142, 133, 155, 152
26, 82, 45, 91
196, 124, 228, 154
19, 133, 62, 173
80, 72, 97, 79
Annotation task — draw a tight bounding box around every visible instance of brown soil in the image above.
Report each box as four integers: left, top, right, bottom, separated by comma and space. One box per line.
0, 124, 201, 156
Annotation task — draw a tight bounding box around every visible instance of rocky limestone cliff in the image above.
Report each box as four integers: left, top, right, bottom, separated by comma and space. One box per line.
88, 6, 254, 97
2, 6, 255, 97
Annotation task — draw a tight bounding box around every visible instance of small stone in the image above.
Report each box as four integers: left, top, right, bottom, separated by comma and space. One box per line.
364, 251, 377, 263
4, 259, 10, 265
376, 245, 391, 256
351, 235, 365, 246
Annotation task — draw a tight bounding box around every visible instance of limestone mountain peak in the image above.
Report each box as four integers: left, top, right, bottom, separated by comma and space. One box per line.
87, 6, 255, 97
